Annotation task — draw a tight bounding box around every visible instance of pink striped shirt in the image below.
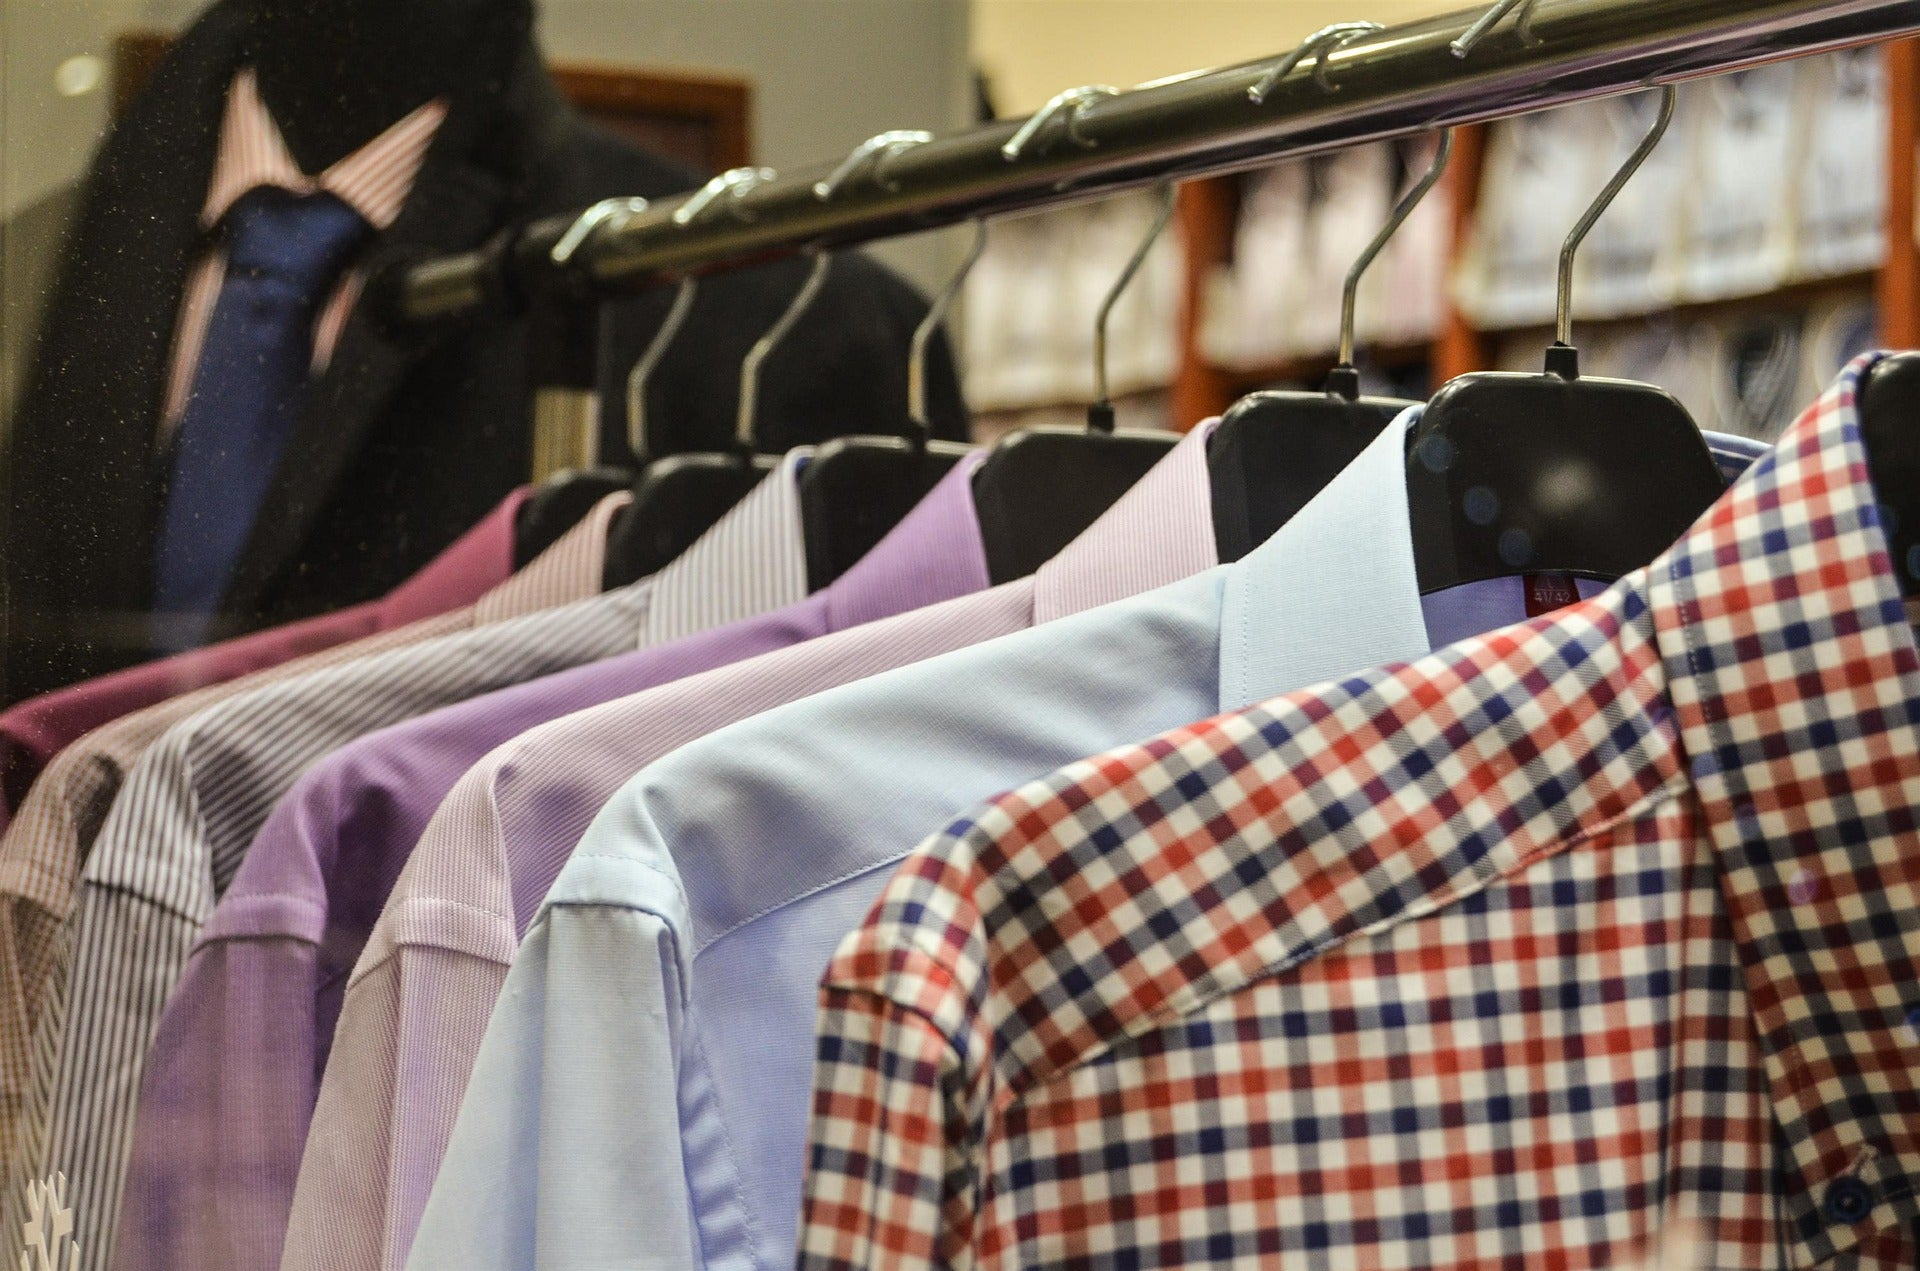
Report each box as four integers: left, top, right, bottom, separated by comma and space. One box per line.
161, 71, 447, 433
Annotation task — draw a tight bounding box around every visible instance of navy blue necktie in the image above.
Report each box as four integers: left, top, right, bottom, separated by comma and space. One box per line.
151, 187, 370, 653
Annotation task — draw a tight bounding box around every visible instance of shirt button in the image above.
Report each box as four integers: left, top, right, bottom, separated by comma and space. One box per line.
1823, 1177, 1874, 1224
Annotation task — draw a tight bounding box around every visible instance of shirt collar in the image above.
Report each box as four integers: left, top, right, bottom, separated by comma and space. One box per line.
1033, 420, 1220, 624
642, 448, 814, 647
824, 449, 989, 630
473, 491, 629, 625
1220, 404, 1432, 709
1211, 417, 1767, 712
201, 69, 447, 232
1026, 411, 1766, 713
378, 487, 530, 628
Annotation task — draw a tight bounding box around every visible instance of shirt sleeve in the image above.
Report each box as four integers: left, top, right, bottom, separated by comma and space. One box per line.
42, 885, 201, 1271
280, 941, 512, 1271
110, 935, 318, 1271
404, 904, 699, 1271
796, 984, 976, 1271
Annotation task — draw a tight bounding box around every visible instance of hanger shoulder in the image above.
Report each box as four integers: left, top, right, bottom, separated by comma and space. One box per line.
1862, 353, 1920, 600
514, 467, 632, 569
1209, 391, 1414, 563
1405, 370, 1724, 591
972, 427, 1178, 585
799, 437, 972, 589
602, 453, 778, 588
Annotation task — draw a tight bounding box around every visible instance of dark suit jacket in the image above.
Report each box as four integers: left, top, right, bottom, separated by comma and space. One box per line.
2, 0, 966, 705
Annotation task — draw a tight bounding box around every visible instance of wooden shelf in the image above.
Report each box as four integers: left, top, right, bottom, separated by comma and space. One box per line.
1881, 37, 1920, 345
1170, 38, 1920, 421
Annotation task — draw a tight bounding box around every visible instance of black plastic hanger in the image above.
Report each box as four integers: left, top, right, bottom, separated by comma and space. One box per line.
1210, 129, 1453, 563
515, 468, 631, 567
602, 451, 783, 587
603, 169, 794, 588
971, 114, 1181, 584
796, 136, 978, 588
1861, 352, 1920, 601
1404, 86, 1724, 592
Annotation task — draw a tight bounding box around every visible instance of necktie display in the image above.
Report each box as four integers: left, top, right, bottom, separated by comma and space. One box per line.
150, 188, 371, 653
4, 3, 1920, 1271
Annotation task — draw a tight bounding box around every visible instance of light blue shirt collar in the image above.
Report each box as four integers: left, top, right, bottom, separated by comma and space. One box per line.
1217, 409, 1771, 710
1221, 404, 1430, 709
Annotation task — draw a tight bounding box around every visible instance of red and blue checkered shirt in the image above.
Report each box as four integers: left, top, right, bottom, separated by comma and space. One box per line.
798, 354, 1920, 1270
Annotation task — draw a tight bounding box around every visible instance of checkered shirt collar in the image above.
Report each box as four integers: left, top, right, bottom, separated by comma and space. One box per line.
845, 353, 1920, 1262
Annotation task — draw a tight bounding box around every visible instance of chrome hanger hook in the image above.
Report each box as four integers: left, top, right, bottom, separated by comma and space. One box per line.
1556, 84, 1675, 351
1001, 85, 1119, 162
551, 197, 651, 268
910, 220, 989, 436
1451, 0, 1543, 59
1091, 182, 1178, 431
815, 130, 934, 201
738, 251, 833, 452
1338, 130, 1453, 371
628, 169, 781, 460
673, 166, 778, 227
1249, 22, 1383, 105
625, 276, 698, 462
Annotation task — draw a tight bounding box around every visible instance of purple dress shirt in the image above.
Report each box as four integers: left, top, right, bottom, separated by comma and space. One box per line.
109, 455, 988, 1271
0, 489, 529, 830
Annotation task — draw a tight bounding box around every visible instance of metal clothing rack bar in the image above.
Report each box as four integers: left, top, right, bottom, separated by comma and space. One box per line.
394, 0, 1920, 326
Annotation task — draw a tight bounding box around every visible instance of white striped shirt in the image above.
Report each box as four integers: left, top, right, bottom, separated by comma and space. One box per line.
1, 493, 622, 1270
646, 449, 814, 646
162, 71, 446, 434
15, 467, 810, 1271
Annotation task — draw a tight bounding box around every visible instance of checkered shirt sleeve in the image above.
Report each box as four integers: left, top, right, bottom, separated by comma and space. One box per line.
806, 932, 991, 1268
798, 355, 1920, 1270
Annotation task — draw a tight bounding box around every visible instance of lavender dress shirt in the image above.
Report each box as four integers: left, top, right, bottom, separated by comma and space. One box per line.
0, 490, 528, 832
110, 455, 988, 1271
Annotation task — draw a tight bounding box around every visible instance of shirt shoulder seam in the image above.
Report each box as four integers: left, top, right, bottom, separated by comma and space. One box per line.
537, 851, 690, 921
1006, 770, 1695, 1103
829, 771, 1691, 1105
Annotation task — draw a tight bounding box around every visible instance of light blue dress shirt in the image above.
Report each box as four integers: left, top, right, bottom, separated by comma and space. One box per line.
407, 413, 1767, 1271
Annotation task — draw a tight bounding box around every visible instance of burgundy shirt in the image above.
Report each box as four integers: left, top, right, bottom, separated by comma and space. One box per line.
0, 488, 528, 829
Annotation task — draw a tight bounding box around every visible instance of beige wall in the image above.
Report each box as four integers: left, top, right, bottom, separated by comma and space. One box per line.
974, 0, 1466, 116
